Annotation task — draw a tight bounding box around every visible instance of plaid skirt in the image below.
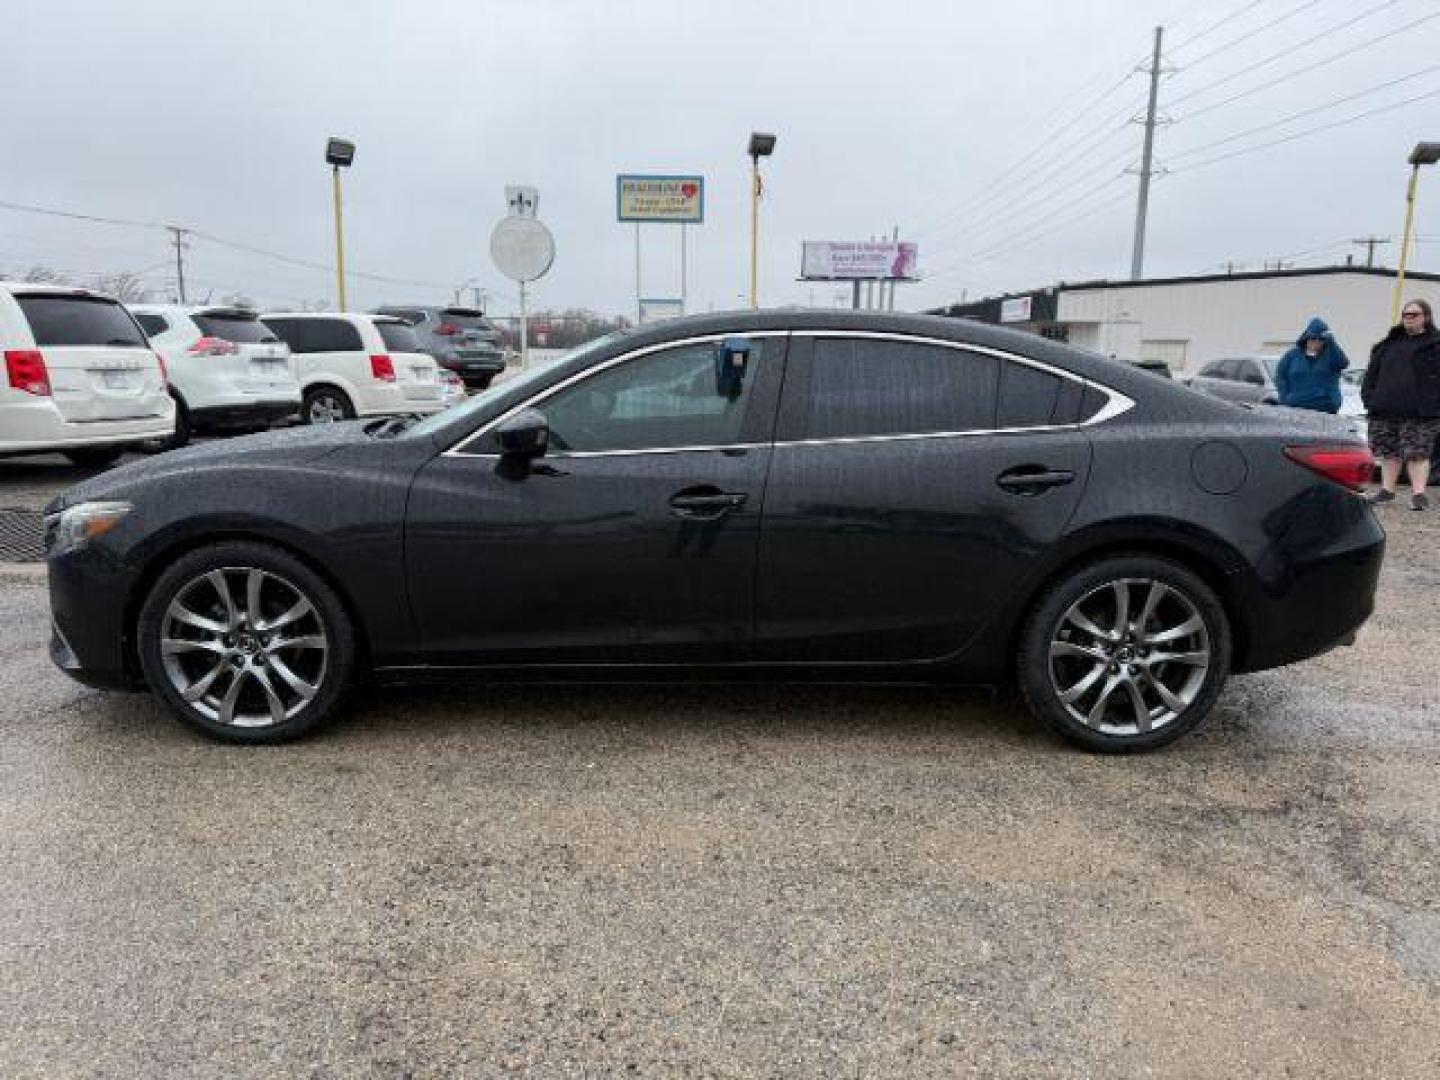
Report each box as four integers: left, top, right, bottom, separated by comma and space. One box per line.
1369, 417, 1440, 461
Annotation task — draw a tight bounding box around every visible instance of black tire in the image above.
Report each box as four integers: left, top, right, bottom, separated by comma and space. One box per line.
63, 446, 125, 469
136, 541, 358, 744
474, 373, 495, 390
302, 386, 355, 425
1017, 555, 1232, 753
141, 397, 191, 453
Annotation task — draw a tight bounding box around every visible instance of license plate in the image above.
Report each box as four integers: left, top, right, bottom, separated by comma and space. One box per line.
101, 371, 136, 391
412, 367, 432, 382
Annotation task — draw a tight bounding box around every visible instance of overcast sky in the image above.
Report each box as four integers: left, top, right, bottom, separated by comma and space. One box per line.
4, 0, 1440, 319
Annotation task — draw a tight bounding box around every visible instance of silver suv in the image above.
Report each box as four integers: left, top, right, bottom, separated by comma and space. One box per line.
372, 305, 506, 389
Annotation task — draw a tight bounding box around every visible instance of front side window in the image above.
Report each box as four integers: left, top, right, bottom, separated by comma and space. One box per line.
16, 295, 147, 347
530, 341, 764, 453
804, 337, 998, 439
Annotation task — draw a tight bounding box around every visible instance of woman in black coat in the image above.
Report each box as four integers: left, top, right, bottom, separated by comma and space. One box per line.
1362, 298, 1440, 510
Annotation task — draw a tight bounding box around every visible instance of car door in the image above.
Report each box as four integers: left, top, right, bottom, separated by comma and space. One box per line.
754, 333, 1096, 663
404, 333, 786, 665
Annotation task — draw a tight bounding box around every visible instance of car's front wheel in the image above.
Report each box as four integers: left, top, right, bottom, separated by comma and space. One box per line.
136, 541, 357, 743
1017, 555, 1231, 753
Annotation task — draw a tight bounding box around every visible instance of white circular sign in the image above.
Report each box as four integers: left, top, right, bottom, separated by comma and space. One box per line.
490, 217, 555, 283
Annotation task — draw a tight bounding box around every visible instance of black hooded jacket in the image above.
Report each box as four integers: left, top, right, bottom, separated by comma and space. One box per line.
1362, 326, 1440, 419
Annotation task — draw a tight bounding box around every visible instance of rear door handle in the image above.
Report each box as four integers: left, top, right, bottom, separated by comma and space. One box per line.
669, 487, 748, 518
996, 467, 1076, 495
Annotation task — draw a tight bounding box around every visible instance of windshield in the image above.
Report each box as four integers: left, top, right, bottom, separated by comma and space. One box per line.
403, 332, 626, 440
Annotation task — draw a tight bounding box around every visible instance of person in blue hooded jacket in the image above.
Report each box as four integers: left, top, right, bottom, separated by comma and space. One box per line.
1274, 316, 1348, 413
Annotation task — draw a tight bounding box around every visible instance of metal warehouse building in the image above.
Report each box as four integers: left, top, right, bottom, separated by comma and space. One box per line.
929, 266, 1440, 376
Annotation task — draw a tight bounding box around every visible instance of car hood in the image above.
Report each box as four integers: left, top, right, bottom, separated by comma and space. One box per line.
48, 423, 372, 513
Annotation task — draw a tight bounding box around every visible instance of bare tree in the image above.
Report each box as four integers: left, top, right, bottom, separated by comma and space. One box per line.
22, 265, 67, 284
90, 272, 153, 303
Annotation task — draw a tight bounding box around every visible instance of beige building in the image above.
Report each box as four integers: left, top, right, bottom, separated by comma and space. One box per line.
929, 267, 1440, 376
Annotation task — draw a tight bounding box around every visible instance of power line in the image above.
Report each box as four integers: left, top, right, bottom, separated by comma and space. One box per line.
1176, 9, 1440, 123
1168, 64, 1440, 164
1168, 84, 1440, 174
1169, 0, 1401, 108
1174, 0, 1324, 72
1167, 0, 1268, 54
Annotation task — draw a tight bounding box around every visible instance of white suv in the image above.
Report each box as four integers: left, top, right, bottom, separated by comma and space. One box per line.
261, 313, 444, 424
131, 305, 300, 448
1, 282, 174, 467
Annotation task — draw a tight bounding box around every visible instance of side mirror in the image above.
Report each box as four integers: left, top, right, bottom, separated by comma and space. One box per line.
715, 336, 753, 398
496, 408, 549, 460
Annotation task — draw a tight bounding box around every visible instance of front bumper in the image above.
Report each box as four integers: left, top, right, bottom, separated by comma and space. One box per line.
47, 545, 144, 691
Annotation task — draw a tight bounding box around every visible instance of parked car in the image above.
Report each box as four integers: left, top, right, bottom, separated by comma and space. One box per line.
1, 282, 173, 467
373, 305, 506, 389
260, 312, 444, 424
130, 305, 300, 449
45, 310, 1382, 752
1193, 354, 1368, 442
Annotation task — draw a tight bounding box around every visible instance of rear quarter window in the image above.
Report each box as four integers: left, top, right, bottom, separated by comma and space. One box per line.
15, 295, 147, 347
133, 312, 169, 337
996, 360, 1070, 427
263, 318, 363, 353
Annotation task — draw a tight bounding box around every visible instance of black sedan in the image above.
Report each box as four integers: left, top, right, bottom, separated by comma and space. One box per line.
45, 310, 1384, 751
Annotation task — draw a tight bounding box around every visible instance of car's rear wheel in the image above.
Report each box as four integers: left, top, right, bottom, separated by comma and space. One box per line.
136, 541, 357, 743
141, 396, 191, 453
63, 446, 125, 469
303, 387, 354, 424
1017, 555, 1231, 753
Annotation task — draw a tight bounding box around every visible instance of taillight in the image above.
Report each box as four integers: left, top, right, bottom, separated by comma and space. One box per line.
154, 351, 168, 386
5, 349, 51, 396
187, 336, 239, 357
370, 354, 395, 382
434, 322, 459, 336
1284, 445, 1374, 491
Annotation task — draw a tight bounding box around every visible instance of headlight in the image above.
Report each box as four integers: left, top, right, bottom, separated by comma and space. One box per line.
44, 501, 132, 558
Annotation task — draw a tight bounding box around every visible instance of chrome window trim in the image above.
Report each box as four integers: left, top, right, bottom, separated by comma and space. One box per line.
442, 328, 1134, 460
443, 331, 791, 457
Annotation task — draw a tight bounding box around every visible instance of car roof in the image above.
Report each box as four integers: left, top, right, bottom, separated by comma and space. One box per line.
0, 282, 111, 299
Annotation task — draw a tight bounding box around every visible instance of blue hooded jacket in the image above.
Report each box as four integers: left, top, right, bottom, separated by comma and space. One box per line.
1275, 316, 1348, 412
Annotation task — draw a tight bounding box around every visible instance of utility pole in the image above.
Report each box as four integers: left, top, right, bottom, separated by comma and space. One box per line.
1130, 26, 1165, 281
167, 226, 188, 304
1352, 236, 1390, 268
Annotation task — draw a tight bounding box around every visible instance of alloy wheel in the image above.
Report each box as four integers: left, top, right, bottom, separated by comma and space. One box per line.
307, 395, 345, 423
1047, 577, 1210, 736
159, 567, 328, 728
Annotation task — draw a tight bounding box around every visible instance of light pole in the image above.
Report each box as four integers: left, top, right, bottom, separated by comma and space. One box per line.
325, 137, 356, 311
747, 132, 775, 309
1393, 141, 1440, 324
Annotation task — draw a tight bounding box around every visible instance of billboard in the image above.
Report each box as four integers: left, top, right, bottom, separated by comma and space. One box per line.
801, 241, 918, 281
617, 175, 705, 223
1000, 296, 1033, 323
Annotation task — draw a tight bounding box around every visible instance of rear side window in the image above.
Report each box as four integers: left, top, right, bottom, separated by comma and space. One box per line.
804, 337, 998, 439
996, 361, 1068, 427
15, 295, 146, 347
263, 318, 363, 354
194, 313, 278, 344
134, 312, 169, 337
375, 321, 421, 353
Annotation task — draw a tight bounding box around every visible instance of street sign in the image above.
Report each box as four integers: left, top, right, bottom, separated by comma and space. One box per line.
491, 217, 555, 283
617, 175, 705, 223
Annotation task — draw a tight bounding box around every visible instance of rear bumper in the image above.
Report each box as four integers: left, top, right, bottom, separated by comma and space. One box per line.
1231, 505, 1386, 673
0, 402, 175, 455
190, 399, 299, 428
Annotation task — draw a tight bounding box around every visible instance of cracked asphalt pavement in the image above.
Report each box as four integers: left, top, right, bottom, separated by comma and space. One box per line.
2, 456, 1438, 1077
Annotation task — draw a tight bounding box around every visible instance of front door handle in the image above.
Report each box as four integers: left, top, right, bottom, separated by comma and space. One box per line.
996, 466, 1076, 495
669, 486, 748, 519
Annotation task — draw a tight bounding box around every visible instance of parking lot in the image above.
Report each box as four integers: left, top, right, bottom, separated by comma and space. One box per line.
1, 456, 1438, 1077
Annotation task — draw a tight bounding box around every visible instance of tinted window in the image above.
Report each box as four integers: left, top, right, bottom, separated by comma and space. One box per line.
134, 312, 169, 337
805, 338, 997, 439
375, 321, 421, 352
16, 295, 146, 347
537, 341, 762, 453
997, 360, 1066, 427
263, 318, 362, 354
194, 312, 277, 344
1198, 360, 1228, 378
1237, 359, 1265, 383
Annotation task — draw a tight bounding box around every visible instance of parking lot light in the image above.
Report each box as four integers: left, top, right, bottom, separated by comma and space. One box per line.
748, 132, 775, 309
1393, 141, 1440, 323
326, 137, 356, 310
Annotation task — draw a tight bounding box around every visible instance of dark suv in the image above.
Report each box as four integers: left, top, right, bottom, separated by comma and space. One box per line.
373, 305, 506, 389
